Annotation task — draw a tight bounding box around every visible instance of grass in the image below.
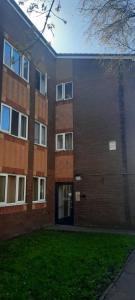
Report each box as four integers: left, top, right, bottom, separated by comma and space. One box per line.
0, 230, 135, 300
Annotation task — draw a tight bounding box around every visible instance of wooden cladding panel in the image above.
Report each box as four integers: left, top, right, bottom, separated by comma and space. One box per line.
55, 154, 74, 180
33, 145, 47, 177
35, 92, 48, 125
56, 102, 73, 131
0, 134, 28, 173
2, 67, 30, 114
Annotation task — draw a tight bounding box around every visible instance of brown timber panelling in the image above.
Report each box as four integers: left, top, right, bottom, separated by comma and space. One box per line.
33, 145, 47, 177
35, 92, 48, 125
55, 102, 73, 131
0, 133, 28, 173
2, 67, 30, 114
55, 153, 74, 180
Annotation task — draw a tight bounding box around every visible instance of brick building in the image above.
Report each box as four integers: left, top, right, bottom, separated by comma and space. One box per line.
1, 0, 135, 238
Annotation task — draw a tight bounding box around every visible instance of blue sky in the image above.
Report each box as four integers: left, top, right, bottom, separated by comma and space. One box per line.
15, 0, 118, 54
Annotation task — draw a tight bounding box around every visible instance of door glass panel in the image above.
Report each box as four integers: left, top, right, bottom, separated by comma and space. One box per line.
58, 185, 72, 220
7, 176, 16, 203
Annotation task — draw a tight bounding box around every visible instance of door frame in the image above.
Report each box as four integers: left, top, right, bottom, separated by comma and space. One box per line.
55, 182, 74, 225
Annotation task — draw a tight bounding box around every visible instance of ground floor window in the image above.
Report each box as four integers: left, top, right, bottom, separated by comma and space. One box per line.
33, 177, 46, 202
0, 174, 26, 205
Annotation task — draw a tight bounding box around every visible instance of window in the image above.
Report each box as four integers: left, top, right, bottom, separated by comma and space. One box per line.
0, 174, 26, 205
34, 122, 47, 146
0, 104, 28, 140
56, 82, 73, 101
1, 105, 10, 132
3, 40, 29, 82
11, 110, 19, 136
0, 176, 6, 203
36, 70, 47, 96
22, 57, 29, 81
33, 177, 46, 202
7, 175, 16, 203
56, 132, 73, 151
20, 115, 27, 139
18, 177, 25, 202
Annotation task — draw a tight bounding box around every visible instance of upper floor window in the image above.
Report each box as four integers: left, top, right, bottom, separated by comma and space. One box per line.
0, 174, 26, 205
56, 82, 73, 101
34, 121, 47, 147
3, 40, 29, 82
33, 177, 46, 202
36, 69, 47, 96
56, 132, 73, 151
0, 104, 28, 140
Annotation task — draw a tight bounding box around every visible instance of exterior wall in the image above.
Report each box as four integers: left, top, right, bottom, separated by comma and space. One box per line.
55, 59, 74, 184
1, 0, 135, 239
0, 0, 56, 238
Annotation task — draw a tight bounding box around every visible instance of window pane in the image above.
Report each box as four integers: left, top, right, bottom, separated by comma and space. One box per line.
65, 82, 73, 100
34, 122, 40, 144
7, 176, 16, 203
57, 135, 63, 150
36, 70, 40, 92
11, 110, 19, 136
65, 133, 73, 150
12, 48, 21, 75
41, 125, 46, 145
33, 178, 38, 201
1, 105, 10, 132
40, 74, 45, 95
21, 115, 27, 138
4, 42, 11, 67
57, 84, 62, 100
0, 176, 6, 203
40, 179, 45, 200
23, 57, 29, 81
18, 177, 25, 202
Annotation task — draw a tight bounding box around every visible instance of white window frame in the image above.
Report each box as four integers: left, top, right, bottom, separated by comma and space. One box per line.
0, 174, 26, 206
34, 121, 47, 147
0, 103, 28, 140
56, 132, 73, 151
33, 177, 46, 203
3, 39, 29, 83
36, 69, 47, 96
56, 81, 73, 101
22, 56, 30, 82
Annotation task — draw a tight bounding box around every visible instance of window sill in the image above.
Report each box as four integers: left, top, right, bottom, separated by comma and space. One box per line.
56, 99, 73, 104
34, 143, 47, 149
32, 200, 46, 204
0, 202, 26, 207
35, 89, 47, 98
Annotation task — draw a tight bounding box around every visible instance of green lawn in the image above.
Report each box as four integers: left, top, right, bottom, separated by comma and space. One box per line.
0, 230, 135, 300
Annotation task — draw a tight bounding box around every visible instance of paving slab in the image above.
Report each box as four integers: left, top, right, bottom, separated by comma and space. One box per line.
101, 251, 135, 300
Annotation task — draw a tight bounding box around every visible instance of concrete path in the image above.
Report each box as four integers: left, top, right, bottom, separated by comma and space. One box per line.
101, 250, 135, 300
47, 224, 135, 236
